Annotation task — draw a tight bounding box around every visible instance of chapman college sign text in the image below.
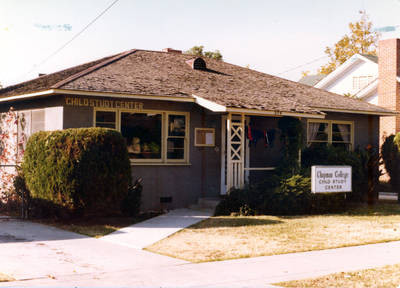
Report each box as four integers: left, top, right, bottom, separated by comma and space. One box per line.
311, 166, 352, 193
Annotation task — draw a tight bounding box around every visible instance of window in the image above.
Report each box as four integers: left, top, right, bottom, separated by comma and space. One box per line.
194, 128, 215, 146
307, 120, 353, 150
95, 111, 116, 129
94, 109, 189, 164
353, 76, 373, 90
167, 114, 187, 159
121, 112, 162, 160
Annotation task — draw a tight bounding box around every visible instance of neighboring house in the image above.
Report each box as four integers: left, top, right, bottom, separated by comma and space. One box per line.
306, 38, 400, 142
0, 48, 394, 210
314, 54, 378, 104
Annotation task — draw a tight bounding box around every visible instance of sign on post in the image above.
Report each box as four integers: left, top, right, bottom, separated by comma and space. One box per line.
311, 166, 352, 193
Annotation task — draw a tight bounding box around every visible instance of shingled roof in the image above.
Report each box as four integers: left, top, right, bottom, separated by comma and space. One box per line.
0, 49, 393, 116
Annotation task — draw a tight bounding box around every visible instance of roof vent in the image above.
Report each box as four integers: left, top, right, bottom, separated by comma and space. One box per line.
38, 73, 47, 77
162, 48, 182, 54
186, 57, 207, 70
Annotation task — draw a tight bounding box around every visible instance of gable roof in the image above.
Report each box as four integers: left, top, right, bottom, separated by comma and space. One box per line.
315, 53, 378, 90
298, 74, 326, 86
360, 53, 378, 64
0, 49, 394, 116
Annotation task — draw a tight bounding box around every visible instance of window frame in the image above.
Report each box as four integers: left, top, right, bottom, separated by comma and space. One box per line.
307, 119, 354, 150
194, 128, 215, 147
165, 111, 190, 163
352, 75, 374, 90
93, 108, 118, 130
94, 107, 190, 164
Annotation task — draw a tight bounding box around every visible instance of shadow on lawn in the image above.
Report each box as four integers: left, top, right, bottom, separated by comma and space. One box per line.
275, 201, 400, 220
191, 217, 283, 229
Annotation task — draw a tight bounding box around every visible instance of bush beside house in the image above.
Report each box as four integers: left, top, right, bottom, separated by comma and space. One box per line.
216, 123, 379, 216
381, 134, 400, 194
22, 128, 133, 217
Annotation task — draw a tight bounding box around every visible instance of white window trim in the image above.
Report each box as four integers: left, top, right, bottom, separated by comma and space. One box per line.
307, 119, 354, 150
194, 128, 215, 147
94, 107, 190, 164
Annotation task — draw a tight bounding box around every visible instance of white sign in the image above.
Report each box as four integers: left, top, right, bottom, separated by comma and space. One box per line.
311, 166, 352, 193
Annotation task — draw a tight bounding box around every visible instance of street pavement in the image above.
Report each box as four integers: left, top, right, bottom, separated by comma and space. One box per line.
1, 214, 400, 287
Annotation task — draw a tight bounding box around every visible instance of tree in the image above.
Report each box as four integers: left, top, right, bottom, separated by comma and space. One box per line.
185, 45, 223, 60
319, 11, 380, 75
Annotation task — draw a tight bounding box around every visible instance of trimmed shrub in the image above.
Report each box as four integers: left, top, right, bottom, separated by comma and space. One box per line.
266, 174, 312, 215
382, 134, 400, 192
215, 174, 346, 216
22, 128, 132, 217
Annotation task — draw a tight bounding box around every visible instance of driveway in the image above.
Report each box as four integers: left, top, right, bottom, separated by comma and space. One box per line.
2, 216, 400, 287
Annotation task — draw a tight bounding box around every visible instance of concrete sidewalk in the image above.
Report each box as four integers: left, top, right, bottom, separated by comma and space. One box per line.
2, 214, 400, 287
3, 238, 400, 287
101, 208, 213, 249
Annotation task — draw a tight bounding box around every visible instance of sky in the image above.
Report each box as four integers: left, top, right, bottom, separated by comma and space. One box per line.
1, 0, 400, 87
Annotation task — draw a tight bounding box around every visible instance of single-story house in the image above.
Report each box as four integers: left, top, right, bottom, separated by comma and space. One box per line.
0, 48, 395, 210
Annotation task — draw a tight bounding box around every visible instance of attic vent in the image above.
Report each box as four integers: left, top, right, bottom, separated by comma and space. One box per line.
186, 57, 207, 70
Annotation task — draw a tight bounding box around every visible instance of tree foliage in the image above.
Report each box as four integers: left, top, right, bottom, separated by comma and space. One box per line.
185, 45, 223, 60
319, 11, 380, 75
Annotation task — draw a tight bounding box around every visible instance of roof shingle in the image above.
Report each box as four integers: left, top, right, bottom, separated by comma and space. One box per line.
0, 49, 393, 115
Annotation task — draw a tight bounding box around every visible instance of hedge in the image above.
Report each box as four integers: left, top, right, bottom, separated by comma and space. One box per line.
381, 134, 400, 192
22, 128, 132, 216
215, 174, 345, 216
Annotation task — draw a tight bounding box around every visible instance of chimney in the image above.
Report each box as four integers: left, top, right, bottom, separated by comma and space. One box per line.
378, 38, 400, 141
162, 48, 182, 54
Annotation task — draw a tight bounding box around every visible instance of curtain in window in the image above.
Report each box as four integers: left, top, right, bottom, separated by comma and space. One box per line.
337, 124, 350, 143
307, 122, 320, 142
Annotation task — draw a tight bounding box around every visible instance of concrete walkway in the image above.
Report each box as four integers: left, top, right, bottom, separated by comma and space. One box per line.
101, 208, 213, 249
2, 215, 400, 287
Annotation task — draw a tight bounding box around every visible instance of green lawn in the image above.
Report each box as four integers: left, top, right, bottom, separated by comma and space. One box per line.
146, 202, 400, 262
276, 263, 400, 288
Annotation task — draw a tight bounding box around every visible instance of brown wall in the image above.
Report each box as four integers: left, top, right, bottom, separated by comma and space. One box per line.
62, 96, 222, 211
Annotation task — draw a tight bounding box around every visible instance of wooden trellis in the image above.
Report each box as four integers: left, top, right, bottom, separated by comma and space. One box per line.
226, 113, 245, 191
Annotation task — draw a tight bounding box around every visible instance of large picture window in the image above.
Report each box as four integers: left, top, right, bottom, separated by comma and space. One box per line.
121, 112, 162, 160
307, 120, 353, 150
94, 108, 189, 164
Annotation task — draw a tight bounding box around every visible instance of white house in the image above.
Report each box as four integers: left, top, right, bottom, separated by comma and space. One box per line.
304, 39, 400, 142
314, 54, 378, 104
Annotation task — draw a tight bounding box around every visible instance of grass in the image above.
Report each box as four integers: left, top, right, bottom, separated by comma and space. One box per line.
276, 263, 400, 288
146, 202, 400, 262
0, 273, 14, 282
35, 212, 160, 238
